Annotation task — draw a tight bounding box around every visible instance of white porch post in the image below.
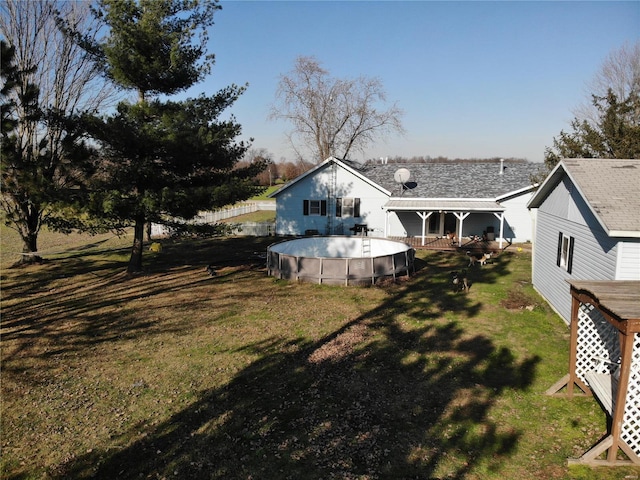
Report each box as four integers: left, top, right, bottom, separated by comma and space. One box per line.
384, 209, 389, 238
453, 212, 470, 247
416, 211, 432, 246
493, 212, 505, 249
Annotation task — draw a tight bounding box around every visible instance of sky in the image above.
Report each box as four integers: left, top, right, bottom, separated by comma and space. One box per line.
179, 1, 640, 164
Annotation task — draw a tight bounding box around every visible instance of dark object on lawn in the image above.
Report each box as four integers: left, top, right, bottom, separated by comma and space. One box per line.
205, 265, 217, 276
452, 270, 469, 293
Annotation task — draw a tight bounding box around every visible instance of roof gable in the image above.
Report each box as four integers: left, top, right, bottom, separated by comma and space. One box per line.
528, 158, 640, 237
269, 157, 391, 198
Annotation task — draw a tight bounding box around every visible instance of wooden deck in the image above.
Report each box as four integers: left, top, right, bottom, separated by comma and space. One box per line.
388, 236, 507, 253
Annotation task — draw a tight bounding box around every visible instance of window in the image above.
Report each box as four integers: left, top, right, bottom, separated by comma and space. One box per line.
556, 232, 574, 274
303, 200, 327, 216
336, 197, 360, 217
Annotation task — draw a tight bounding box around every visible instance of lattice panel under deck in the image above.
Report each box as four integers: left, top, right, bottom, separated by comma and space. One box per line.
575, 304, 620, 382
621, 334, 640, 457
576, 302, 640, 457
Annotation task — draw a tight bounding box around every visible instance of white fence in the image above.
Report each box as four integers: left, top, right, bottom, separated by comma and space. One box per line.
150, 201, 275, 237
230, 222, 275, 237
195, 201, 275, 223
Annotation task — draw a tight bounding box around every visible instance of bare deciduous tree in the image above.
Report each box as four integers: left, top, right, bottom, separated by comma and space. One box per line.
242, 148, 274, 186
574, 41, 640, 126
0, 0, 121, 263
270, 56, 404, 163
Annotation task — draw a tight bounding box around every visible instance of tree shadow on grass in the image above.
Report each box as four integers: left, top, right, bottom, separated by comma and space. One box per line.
0, 237, 276, 385
53, 251, 540, 480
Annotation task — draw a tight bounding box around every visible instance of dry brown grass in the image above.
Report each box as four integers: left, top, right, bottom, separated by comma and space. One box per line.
1, 232, 638, 480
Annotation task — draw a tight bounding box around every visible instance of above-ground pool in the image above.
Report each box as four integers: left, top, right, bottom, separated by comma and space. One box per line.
267, 236, 415, 286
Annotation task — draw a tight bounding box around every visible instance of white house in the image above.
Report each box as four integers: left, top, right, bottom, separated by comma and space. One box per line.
271, 157, 543, 246
527, 158, 640, 324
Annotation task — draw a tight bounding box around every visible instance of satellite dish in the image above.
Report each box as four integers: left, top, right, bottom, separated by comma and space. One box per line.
393, 168, 411, 196
394, 168, 410, 184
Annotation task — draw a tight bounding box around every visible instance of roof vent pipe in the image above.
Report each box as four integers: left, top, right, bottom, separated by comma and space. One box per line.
499, 158, 505, 175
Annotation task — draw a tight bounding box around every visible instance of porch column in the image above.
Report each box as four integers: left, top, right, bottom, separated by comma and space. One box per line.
416, 211, 432, 246
384, 209, 389, 238
493, 212, 505, 249
453, 212, 470, 247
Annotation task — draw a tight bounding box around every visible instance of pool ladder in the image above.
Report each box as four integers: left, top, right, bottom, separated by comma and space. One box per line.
361, 237, 371, 257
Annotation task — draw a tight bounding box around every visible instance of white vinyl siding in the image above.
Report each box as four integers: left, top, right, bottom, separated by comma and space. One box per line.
274, 161, 388, 236
616, 241, 640, 280
497, 191, 536, 243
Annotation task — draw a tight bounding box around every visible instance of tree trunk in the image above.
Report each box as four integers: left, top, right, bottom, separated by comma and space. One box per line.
127, 215, 146, 273
13, 206, 44, 265
17, 232, 43, 265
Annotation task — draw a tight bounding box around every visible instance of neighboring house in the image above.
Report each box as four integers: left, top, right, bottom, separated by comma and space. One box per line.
270, 157, 543, 246
527, 158, 640, 324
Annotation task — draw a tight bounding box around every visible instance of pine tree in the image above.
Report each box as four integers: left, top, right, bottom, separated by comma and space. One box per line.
81, 0, 266, 273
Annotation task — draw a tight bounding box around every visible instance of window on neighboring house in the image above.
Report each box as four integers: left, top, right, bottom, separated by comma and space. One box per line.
336, 197, 360, 217
556, 232, 575, 274
303, 199, 327, 216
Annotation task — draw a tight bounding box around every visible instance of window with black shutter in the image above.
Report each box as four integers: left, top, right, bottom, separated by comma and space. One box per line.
304, 200, 326, 216
557, 232, 575, 273
335, 197, 360, 217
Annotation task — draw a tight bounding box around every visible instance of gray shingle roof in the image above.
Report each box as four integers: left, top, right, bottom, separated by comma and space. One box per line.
356, 161, 543, 198
562, 158, 640, 236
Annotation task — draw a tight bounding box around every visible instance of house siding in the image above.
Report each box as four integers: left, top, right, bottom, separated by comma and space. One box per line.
275, 159, 539, 240
463, 213, 496, 238
499, 192, 535, 243
275, 162, 388, 236
533, 177, 619, 323
616, 240, 640, 280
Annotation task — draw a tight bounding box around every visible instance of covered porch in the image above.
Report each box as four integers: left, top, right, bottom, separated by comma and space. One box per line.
391, 235, 506, 253
383, 199, 507, 249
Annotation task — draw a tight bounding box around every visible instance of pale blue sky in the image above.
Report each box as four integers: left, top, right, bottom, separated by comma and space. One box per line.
182, 1, 640, 163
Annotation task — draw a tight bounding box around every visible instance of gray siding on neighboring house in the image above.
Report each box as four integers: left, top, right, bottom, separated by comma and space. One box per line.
533, 177, 619, 323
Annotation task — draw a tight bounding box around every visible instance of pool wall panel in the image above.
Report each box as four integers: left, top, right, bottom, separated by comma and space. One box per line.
267, 237, 414, 286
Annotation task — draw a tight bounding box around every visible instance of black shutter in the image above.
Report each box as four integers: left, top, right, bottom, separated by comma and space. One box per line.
354, 198, 360, 217
336, 198, 342, 217
556, 232, 563, 267
567, 237, 575, 274
320, 200, 327, 216
303, 200, 309, 216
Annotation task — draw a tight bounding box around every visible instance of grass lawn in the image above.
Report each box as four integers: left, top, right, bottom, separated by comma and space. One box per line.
250, 185, 280, 200
1, 229, 639, 479
221, 210, 275, 224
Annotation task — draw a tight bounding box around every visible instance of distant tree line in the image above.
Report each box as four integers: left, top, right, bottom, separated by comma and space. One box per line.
363, 156, 530, 166
240, 149, 533, 187
237, 149, 315, 186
